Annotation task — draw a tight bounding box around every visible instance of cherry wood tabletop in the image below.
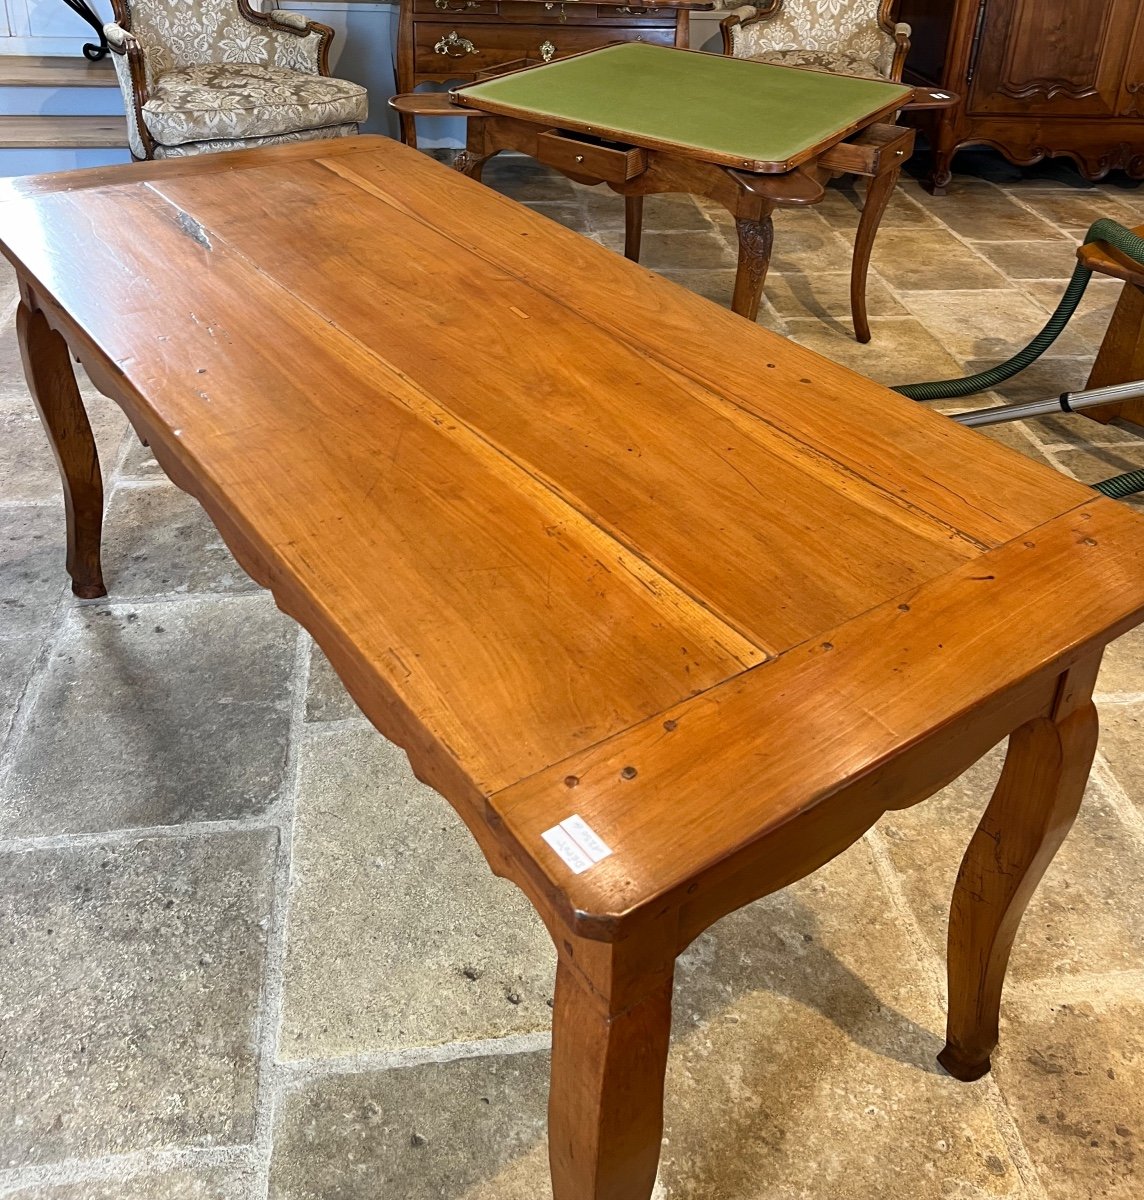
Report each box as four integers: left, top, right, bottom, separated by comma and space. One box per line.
5, 135, 1144, 1200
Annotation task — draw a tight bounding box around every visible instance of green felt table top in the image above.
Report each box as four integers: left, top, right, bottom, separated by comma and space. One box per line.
452, 43, 914, 172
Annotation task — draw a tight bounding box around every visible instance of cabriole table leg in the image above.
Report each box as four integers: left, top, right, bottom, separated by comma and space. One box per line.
16, 300, 107, 599
939, 654, 1101, 1081
731, 212, 775, 323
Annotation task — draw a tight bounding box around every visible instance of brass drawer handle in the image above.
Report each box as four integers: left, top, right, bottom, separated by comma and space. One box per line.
434, 0, 480, 9
544, 1, 569, 20
434, 30, 480, 56
618, 5, 655, 12
540, 39, 556, 62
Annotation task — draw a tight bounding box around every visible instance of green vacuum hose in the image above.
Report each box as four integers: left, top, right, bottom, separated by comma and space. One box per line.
893, 218, 1144, 402
1094, 469, 1144, 500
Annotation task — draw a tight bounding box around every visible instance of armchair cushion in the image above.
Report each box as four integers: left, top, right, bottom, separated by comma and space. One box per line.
743, 47, 886, 80
728, 0, 899, 80
141, 62, 366, 147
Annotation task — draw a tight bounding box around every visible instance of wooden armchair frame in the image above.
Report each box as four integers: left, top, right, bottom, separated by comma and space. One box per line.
106, 0, 336, 161
720, 0, 912, 83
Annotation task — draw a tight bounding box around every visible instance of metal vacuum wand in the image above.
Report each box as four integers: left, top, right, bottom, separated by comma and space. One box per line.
953, 379, 1144, 428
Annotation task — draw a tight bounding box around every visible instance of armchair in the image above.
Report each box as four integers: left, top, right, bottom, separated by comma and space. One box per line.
721, 0, 911, 83
104, 0, 368, 160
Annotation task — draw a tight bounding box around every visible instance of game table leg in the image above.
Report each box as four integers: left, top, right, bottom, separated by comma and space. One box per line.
548, 930, 675, 1200
624, 195, 644, 263
16, 299, 106, 599
850, 165, 902, 344
939, 654, 1101, 1082
731, 213, 776, 323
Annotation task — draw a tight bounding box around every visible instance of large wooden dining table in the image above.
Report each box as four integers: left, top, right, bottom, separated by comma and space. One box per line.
4, 136, 1144, 1200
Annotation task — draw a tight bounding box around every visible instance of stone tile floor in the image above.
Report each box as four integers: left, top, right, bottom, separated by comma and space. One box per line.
1, 146, 1144, 1200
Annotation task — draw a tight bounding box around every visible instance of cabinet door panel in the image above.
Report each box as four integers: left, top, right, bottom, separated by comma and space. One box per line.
1119, 2, 1144, 116
970, 0, 1135, 116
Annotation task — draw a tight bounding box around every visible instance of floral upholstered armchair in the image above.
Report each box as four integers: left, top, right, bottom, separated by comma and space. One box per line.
721, 0, 911, 82
104, 0, 368, 159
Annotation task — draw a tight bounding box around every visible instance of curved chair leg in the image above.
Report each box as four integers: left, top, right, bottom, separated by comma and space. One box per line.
940, 657, 1101, 1082
548, 934, 674, 1200
17, 302, 106, 599
624, 195, 644, 263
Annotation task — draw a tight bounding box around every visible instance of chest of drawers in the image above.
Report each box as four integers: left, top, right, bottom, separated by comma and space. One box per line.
396, 0, 707, 145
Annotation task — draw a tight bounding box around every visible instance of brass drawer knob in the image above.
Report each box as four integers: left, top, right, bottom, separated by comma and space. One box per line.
434, 30, 480, 56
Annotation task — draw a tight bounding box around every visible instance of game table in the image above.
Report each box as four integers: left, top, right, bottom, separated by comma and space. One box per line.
396, 43, 936, 339
5, 137, 1144, 1200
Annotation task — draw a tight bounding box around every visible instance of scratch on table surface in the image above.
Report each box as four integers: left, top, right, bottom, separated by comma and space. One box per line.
175, 208, 213, 252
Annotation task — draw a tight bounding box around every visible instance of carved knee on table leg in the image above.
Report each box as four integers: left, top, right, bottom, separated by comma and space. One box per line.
16, 302, 106, 599
940, 680, 1099, 1082
548, 937, 675, 1200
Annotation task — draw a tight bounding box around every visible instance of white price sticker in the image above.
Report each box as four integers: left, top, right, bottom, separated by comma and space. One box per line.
541, 815, 613, 875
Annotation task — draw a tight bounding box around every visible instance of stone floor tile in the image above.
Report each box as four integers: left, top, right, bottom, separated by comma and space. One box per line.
969, 414, 1059, 465
520, 200, 589, 232
868, 228, 1010, 291
598, 228, 736, 271
6, 1165, 257, 1199
0, 830, 276, 1167
902, 289, 1078, 361
305, 642, 362, 722
1, 504, 67, 639
0, 258, 16, 314
909, 180, 1069, 241
1097, 631, 1144, 698
117, 429, 175, 481
1095, 702, 1144, 808
0, 395, 126, 504
657, 839, 1018, 1199
766, 210, 856, 275
879, 743, 1144, 981
993, 995, 1144, 1200
0, 634, 39, 742
1024, 281, 1120, 357
764, 270, 906, 324
656, 268, 739, 311
584, 191, 713, 233
969, 239, 1081, 280
279, 727, 554, 1060
958, 357, 1095, 409
814, 181, 936, 230
784, 317, 964, 386
0, 595, 295, 835
101, 484, 261, 597
1014, 190, 1143, 235
273, 839, 1022, 1200
0, 323, 24, 405
268, 1054, 552, 1200
482, 156, 575, 202
1050, 439, 1144, 487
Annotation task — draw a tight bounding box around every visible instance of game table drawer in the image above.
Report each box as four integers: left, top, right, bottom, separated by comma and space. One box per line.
535, 130, 648, 180
414, 22, 674, 71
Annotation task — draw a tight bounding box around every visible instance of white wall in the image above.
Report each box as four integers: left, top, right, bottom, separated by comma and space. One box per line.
1, 0, 114, 56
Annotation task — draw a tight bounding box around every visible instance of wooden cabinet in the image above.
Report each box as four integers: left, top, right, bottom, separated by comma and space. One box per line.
895, 0, 1144, 189
396, 0, 699, 145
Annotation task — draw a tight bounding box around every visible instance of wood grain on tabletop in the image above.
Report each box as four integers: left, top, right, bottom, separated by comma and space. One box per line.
2, 135, 1136, 925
